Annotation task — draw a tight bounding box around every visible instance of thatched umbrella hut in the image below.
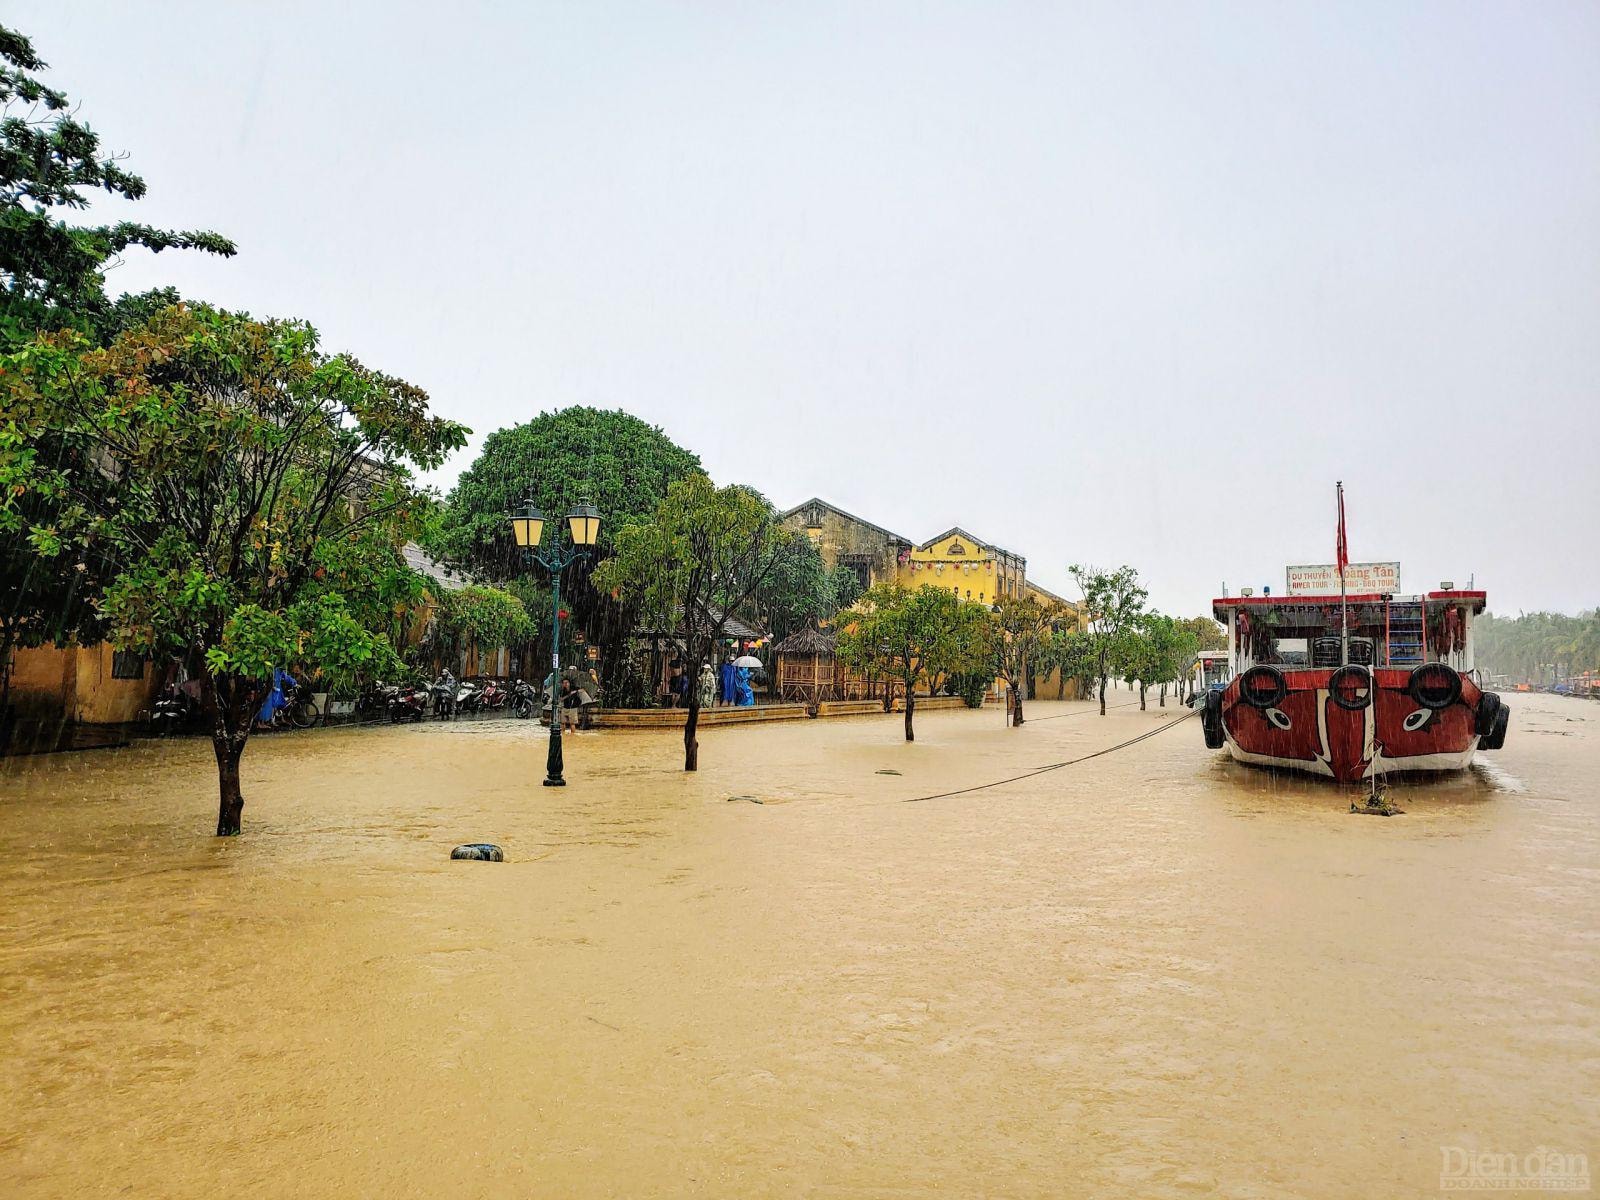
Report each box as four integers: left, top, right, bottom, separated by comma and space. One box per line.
774, 624, 839, 706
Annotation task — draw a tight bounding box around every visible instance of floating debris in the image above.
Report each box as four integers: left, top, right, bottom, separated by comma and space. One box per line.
451, 843, 504, 861
875, 769, 902, 776
726, 795, 764, 804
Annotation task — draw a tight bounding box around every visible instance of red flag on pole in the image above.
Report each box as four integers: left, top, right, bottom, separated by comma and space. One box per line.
1335, 481, 1349, 574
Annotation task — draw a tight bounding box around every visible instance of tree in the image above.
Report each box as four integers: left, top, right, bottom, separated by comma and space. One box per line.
828, 564, 865, 612
835, 584, 991, 742
0, 25, 234, 340
989, 594, 1058, 726
0, 24, 233, 733
1179, 615, 1227, 654
1044, 628, 1098, 700
1474, 610, 1600, 684
1069, 564, 1148, 715
427, 585, 532, 672
3, 304, 467, 834
747, 533, 838, 643
429, 407, 701, 689
592, 475, 795, 771
1121, 613, 1198, 710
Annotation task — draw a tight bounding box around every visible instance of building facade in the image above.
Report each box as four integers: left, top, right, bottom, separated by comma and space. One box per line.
780, 499, 912, 592
896, 526, 1026, 607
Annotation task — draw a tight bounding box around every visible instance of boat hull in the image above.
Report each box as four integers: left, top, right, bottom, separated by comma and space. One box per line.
1217, 668, 1483, 782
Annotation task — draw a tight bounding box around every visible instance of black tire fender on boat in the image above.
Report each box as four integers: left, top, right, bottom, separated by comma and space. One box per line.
1479, 704, 1509, 751
1475, 691, 1502, 736
1328, 665, 1373, 711
1408, 663, 1462, 711
1238, 665, 1286, 709
1202, 689, 1225, 749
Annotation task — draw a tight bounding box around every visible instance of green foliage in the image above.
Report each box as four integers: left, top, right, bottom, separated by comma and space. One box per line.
593, 474, 793, 636
989, 593, 1055, 690
0, 23, 232, 701
946, 671, 991, 709
305, 528, 428, 646
430, 585, 532, 666
750, 534, 839, 641
432, 406, 701, 581
1117, 612, 1200, 706
828, 564, 865, 612
1475, 610, 1600, 682
0, 25, 234, 340
1178, 615, 1227, 653
1, 302, 467, 831
1069, 564, 1149, 713
1045, 628, 1099, 695
593, 474, 795, 767
836, 583, 992, 736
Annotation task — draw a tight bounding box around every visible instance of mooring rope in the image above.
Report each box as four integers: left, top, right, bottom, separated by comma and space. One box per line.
904, 709, 1198, 803
1027, 699, 1140, 722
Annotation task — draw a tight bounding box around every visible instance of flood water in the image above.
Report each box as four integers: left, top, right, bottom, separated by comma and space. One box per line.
2, 694, 1595, 1198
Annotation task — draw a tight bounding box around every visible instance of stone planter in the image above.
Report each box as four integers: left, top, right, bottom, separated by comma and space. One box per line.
327, 699, 356, 717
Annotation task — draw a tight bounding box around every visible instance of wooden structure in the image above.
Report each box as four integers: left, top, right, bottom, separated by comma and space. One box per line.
774, 625, 840, 704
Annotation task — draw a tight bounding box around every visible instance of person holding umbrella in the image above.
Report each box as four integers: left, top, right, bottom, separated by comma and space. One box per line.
733, 653, 761, 706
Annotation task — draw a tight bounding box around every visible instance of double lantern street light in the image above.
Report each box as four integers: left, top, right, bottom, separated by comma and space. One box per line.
509, 497, 602, 787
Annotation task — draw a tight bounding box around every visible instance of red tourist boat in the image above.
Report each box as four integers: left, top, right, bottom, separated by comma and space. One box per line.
1197, 485, 1510, 782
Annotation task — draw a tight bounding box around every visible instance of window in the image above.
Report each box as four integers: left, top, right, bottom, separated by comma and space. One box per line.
111, 650, 146, 680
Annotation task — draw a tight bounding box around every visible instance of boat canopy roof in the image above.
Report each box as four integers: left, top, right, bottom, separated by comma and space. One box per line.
1212, 590, 1486, 621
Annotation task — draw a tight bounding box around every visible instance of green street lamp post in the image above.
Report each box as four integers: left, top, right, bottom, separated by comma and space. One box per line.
509, 497, 602, 787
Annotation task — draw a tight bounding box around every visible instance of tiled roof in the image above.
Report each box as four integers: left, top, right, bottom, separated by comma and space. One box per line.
780, 498, 913, 547
402, 542, 473, 592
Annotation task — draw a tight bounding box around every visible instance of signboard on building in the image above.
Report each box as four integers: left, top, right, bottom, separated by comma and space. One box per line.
1286, 562, 1400, 595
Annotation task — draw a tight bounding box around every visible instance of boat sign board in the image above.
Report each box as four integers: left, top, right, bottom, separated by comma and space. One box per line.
1286, 562, 1400, 595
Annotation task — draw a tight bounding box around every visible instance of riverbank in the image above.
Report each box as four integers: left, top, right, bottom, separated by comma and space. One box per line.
1, 697, 1594, 1198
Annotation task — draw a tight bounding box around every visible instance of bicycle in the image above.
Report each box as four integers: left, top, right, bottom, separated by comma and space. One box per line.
279, 682, 320, 730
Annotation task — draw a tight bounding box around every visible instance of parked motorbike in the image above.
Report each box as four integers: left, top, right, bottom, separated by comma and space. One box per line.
430, 670, 458, 720
477, 679, 509, 713
358, 680, 396, 721
454, 677, 483, 717
510, 678, 539, 719
387, 681, 427, 723
149, 684, 197, 738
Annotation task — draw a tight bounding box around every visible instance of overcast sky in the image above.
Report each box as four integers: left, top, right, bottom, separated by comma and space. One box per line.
20, 1, 1599, 615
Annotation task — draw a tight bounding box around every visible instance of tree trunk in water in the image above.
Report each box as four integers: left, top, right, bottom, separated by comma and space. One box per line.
204, 670, 256, 836
1098, 674, 1108, 715
903, 689, 915, 742
1159, 682, 1166, 707
0, 623, 14, 746
1139, 683, 1147, 710
1012, 686, 1024, 726
683, 696, 700, 771
214, 737, 245, 836
1057, 670, 1066, 700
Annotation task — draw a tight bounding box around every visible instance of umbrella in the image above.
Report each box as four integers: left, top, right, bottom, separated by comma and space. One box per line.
733, 655, 763, 668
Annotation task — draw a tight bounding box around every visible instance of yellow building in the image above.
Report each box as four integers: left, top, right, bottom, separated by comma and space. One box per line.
895, 527, 1027, 607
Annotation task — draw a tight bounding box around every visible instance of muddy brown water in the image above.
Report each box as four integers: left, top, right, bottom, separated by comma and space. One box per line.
2, 695, 1595, 1198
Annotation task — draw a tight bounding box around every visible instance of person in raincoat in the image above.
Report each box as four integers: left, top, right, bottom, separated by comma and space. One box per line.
697, 662, 717, 710
719, 656, 737, 706
734, 662, 754, 706
255, 667, 295, 728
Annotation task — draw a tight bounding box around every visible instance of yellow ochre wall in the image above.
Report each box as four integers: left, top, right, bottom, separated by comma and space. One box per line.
8, 642, 156, 724
896, 531, 1025, 607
